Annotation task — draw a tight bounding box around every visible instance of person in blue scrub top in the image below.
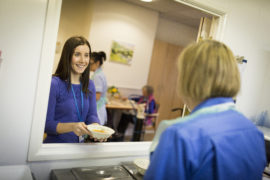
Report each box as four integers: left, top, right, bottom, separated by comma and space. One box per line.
90, 51, 108, 125
44, 36, 106, 143
144, 40, 267, 180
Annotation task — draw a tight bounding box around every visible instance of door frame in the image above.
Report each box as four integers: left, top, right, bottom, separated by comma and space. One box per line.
175, 0, 227, 41
28, 0, 227, 161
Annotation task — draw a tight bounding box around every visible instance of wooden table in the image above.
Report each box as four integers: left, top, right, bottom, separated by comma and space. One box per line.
106, 99, 145, 141
106, 99, 137, 110
106, 99, 137, 132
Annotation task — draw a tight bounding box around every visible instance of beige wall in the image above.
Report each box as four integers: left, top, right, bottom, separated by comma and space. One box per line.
88, 0, 159, 89
191, 0, 270, 117
53, 0, 197, 90
53, 0, 93, 74
156, 17, 198, 47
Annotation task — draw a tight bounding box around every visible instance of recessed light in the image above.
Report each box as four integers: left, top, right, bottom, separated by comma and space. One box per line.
140, 0, 153, 2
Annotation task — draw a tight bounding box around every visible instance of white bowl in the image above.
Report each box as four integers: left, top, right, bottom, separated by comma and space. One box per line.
133, 158, 150, 175
87, 124, 115, 139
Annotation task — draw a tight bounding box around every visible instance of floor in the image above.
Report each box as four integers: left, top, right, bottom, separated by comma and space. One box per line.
123, 123, 156, 141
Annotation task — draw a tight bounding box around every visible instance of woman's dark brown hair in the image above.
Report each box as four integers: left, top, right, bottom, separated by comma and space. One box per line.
54, 36, 91, 95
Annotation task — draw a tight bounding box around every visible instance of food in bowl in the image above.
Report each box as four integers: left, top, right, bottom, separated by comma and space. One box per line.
92, 129, 105, 133
87, 124, 115, 139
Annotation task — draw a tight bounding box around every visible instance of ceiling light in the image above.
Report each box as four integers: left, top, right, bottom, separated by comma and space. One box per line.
140, 0, 153, 2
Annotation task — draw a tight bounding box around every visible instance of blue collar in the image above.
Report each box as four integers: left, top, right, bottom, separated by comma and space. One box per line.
192, 97, 234, 114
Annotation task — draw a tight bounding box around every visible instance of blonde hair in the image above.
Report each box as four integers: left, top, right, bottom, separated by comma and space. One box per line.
177, 40, 240, 103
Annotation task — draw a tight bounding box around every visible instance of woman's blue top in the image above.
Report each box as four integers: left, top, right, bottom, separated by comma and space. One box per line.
145, 97, 266, 180
44, 76, 100, 143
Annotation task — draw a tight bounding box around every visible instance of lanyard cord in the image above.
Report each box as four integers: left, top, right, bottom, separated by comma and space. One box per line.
71, 85, 84, 122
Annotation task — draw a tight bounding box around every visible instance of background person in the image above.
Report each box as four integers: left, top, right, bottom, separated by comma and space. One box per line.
44, 36, 102, 143
90, 51, 108, 125
116, 85, 156, 141
145, 40, 266, 179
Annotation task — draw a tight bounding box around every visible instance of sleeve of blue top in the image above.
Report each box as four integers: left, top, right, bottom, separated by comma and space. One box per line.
146, 99, 155, 114
45, 78, 59, 135
93, 74, 103, 93
85, 80, 100, 125
144, 127, 189, 180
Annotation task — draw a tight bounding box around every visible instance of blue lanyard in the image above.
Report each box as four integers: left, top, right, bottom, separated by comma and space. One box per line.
71, 85, 84, 122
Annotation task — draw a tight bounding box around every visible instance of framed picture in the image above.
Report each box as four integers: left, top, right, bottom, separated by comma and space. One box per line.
110, 40, 135, 65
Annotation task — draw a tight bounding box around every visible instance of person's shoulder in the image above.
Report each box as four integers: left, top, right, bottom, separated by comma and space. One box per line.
159, 121, 194, 149
51, 76, 65, 86
88, 79, 95, 90
49, 76, 64, 95
156, 117, 190, 138
169, 110, 256, 138
51, 76, 62, 82
93, 73, 103, 81
163, 115, 208, 139
51, 76, 60, 86
89, 79, 94, 86
95, 70, 104, 77
148, 95, 155, 103
164, 119, 188, 135
94, 71, 106, 82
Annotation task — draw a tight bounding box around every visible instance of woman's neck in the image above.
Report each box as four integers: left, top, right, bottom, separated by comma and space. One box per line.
70, 73, 81, 84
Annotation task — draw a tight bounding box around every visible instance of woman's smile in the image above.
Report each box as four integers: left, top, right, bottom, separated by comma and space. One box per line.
71, 44, 90, 75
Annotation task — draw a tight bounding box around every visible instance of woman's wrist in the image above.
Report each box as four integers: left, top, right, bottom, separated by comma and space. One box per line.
56, 122, 75, 134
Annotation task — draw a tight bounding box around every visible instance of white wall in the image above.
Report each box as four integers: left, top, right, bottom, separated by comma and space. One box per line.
252, 3, 270, 116
0, 0, 47, 165
88, 0, 158, 89
156, 17, 198, 46
256, 51, 270, 113
191, 0, 270, 117
1, 0, 270, 179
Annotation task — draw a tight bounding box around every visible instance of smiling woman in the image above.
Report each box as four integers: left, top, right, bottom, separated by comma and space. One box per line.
43, 36, 106, 143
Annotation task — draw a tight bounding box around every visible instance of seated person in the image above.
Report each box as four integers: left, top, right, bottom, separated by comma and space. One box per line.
144, 40, 266, 179
116, 85, 156, 141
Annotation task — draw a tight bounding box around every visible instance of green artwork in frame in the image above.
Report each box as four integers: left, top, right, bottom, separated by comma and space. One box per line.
110, 40, 134, 65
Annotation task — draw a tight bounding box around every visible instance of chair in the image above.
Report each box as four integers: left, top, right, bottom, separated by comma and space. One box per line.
171, 107, 183, 116
141, 102, 160, 141
171, 104, 190, 117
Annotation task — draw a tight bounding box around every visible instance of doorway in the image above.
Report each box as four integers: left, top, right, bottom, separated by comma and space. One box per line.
147, 39, 184, 124
144, 14, 220, 140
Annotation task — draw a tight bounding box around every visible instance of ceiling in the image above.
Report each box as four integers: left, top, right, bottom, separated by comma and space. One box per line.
123, 0, 213, 29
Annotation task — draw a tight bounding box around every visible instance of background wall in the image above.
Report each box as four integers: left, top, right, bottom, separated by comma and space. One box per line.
256, 51, 270, 113
53, 0, 198, 91
155, 16, 198, 47
53, 0, 93, 74
88, 0, 158, 89
192, 0, 270, 117
0, 0, 270, 180
0, 0, 47, 165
